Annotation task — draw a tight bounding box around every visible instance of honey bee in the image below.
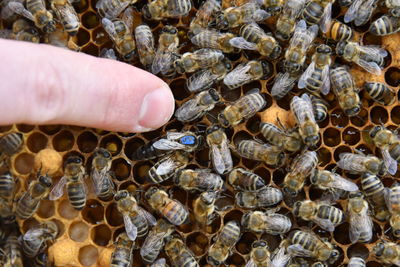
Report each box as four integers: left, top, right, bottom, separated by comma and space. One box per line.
135, 24, 156, 69
207, 220, 241, 266
189, 0, 221, 36
214, 2, 270, 30
91, 148, 116, 200
287, 230, 339, 263
290, 94, 320, 148
373, 241, 400, 266
193, 191, 218, 225
384, 183, 400, 237
165, 236, 199, 267
242, 210, 292, 234
348, 256, 366, 267
246, 240, 271, 267
271, 246, 291, 267
336, 40, 387, 75
310, 169, 359, 193
293, 200, 344, 232
150, 258, 169, 267
236, 139, 286, 167
206, 125, 233, 175
302, 0, 334, 33
175, 49, 224, 74
326, 20, 353, 41
49, 0, 80, 35
347, 191, 373, 243
4, 232, 23, 267
96, 0, 136, 18
344, 0, 377, 26
223, 60, 271, 89
260, 122, 303, 152
235, 186, 283, 208
0, 19, 40, 43
257, 0, 285, 13
386, 0, 400, 8
0, 172, 17, 223
145, 186, 189, 225
148, 151, 189, 184
229, 22, 282, 59
142, 0, 192, 20
174, 168, 224, 191
364, 82, 396, 105
330, 66, 361, 117
228, 168, 266, 191
369, 125, 398, 175
152, 25, 179, 77
370, 9, 400, 36
337, 152, 388, 175
16, 173, 52, 220
0, 132, 23, 164
140, 219, 175, 264
310, 95, 329, 122
34, 253, 49, 267
7, 1, 56, 33
191, 29, 237, 53
21, 221, 58, 258
361, 172, 389, 221
275, 0, 307, 40
110, 232, 134, 267
175, 89, 221, 122
271, 72, 298, 99
49, 156, 86, 210
298, 44, 332, 96
283, 150, 318, 196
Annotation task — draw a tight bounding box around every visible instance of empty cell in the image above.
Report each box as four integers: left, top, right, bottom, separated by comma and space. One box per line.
76, 28, 90, 46
347, 243, 369, 259
105, 202, 123, 227
254, 167, 271, 184
124, 137, 145, 160
91, 224, 111, 246
27, 132, 48, 153
79, 245, 98, 266
38, 125, 62, 135
100, 134, 123, 155
82, 11, 99, 29
77, 131, 98, 153
141, 128, 163, 141
133, 162, 152, 184
391, 106, 400, 124
330, 108, 349, 128
333, 222, 350, 245
342, 127, 361, 145
37, 200, 55, 219
221, 86, 241, 102
236, 232, 257, 254
334, 145, 352, 162
14, 152, 34, 175
323, 128, 341, 147
223, 209, 243, 224
317, 147, 331, 166
246, 115, 261, 134
58, 199, 79, 219
370, 106, 388, 124
81, 43, 99, 57
226, 253, 245, 266
385, 67, 400, 87
69, 221, 89, 242
16, 124, 35, 133
170, 79, 190, 101
350, 108, 368, 127
186, 232, 209, 256
53, 131, 75, 152
82, 199, 104, 224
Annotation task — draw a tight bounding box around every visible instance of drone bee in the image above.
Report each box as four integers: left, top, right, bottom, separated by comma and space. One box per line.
135, 24, 156, 69
302, 0, 334, 33
50, 0, 80, 35
206, 125, 233, 175
369, 125, 398, 175
174, 168, 224, 191
228, 168, 266, 191
364, 82, 396, 105
370, 8, 400, 36
275, 0, 307, 40
298, 44, 332, 96
189, 0, 221, 36
348, 257, 366, 267
235, 186, 283, 208
223, 61, 271, 89
373, 242, 400, 266
21, 221, 58, 258
165, 236, 199, 267
283, 150, 318, 196
361, 172, 390, 221
310, 169, 359, 193
347, 191, 373, 243
142, 0, 192, 20
90, 148, 116, 200
260, 122, 303, 152
151, 25, 179, 77
337, 152, 389, 175
384, 183, 400, 237
96, 0, 136, 19
111, 232, 134, 267
237, 139, 286, 167
0, 132, 23, 165
310, 95, 329, 122
326, 20, 353, 41
174, 49, 224, 74
344, 0, 377, 26
190, 29, 238, 53
0, 172, 17, 223
150, 258, 169, 267
242, 210, 292, 235
193, 191, 219, 225
115, 190, 156, 241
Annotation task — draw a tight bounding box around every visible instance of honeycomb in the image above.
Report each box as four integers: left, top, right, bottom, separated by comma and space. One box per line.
1, 0, 400, 266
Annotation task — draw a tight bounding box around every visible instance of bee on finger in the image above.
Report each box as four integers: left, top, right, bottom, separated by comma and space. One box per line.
110, 232, 134, 267
174, 168, 224, 191
344, 0, 378, 26
165, 236, 199, 267
347, 191, 373, 243
235, 186, 283, 208
152, 25, 180, 77
49, 0, 80, 36
22, 221, 58, 258
223, 61, 271, 89
236, 139, 286, 167
373, 241, 400, 266
193, 191, 219, 225
206, 125, 233, 175
242, 210, 292, 234
364, 82, 396, 105
135, 24, 156, 70
260, 122, 303, 152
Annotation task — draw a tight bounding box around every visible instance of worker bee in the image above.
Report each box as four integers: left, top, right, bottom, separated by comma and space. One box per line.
235, 186, 283, 208
302, 0, 334, 33
0, 172, 17, 223
193, 191, 218, 225
369, 125, 398, 175
298, 44, 332, 96
310, 169, 359, 193
0, 18, 40, 43
384, 183, 400, 237
348, 257, 366, 267
223, 60, 271, 89
206, 125, 233, 175
189, 0, 221, 36
275, 0, 307, 40
237, 139, 286, 167
96, 0, 136, 18
229, 22, 281, 59
110, 232, 134, 267
165, 236, 199, 267
214, 2, 270, 30
246, 240, 271, 267
283, 150, 318, 196
330, 66, 361, 116
16, 173, 52, 220
293, 200, 345, 232
260, 122, 303, 152
207, 220, 241, 266
49, 156, 86, 210
148, 151, 189, 184
150, 258, 168, 267
344, 0, 377, 26
152, 25, 179, 77
370, 8, 400, 36
361, 172, 389, 221
242, 210, 292, 234
290, 94, 320, 148
4, 232, 23, 267
228, 168, 266, 191
190, 29, 238, 53
90, 148, 116, 200
337, 152, 388, 175
50, 0, 80, 35
114, 190, 156, 241
257, 0, 284, 13
145, 186, 189, 225
7, 1, 56, 33
140, 219, 175, 264
174, 168, 224, 191
310, 95, 329, 122
373, 241, 400, 266
0, 132, 23, 164
142, 0, 192, 20
364, 82, 396, 105
326, 20, 353, 41
287, 230, 339, 263
174, 48, 224, 73
347, 191, 373, 243
135, 24, 156, 69
21, 221, 58, 258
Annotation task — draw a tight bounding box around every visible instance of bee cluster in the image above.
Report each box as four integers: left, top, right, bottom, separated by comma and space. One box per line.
1, 0, 400, 266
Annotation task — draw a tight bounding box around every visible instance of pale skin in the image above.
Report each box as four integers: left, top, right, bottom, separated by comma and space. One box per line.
0, 39, 175, 132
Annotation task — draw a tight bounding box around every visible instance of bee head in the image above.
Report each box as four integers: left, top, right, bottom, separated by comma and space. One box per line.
312, 262, 325, 267
200, 191, 217, 205
369, 125, 382, 138
252, 240, 268, 248
266, 6, 282, 14
329, 249, 340, 262
284, 61, 301, 73
309, 170, 319, 184
316, 44, 332, 54
114, 190, 129, 201
344, 105, 360, 117
123, 50, 136, 61
39, 14, 56, 33
141, 5, 152, 20
269, 44, 282, 60
206, 125, 220, 135
305, 135, 320, 148
349, 191, 363, 199
145, 186, 159, 199
208, 89, 221, 102
94, 148, 112, 159
217, 114, 230, 128
215, 12, 229, 30
283, 186, 297, 197
173, 59, 185, 74
65, 156, 82, 166
292, 201, 302, 216
391, 8, 400, 17
161, 26, 177, 35
373, 242, 385, 257
393, 228, 400, 238
39, 175, 52, 188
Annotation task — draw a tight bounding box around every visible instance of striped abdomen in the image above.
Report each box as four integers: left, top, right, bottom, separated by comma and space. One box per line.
171, 251, 198, 267
240, 23, 264, 43
317, 205, 344, 225
163, 200, 188, 225
327, 21, 353, 41
131, 140, 170, 160
167, 0, 192, 16
258, 187, 283, 207
361, 173, 387, 210
67, 182, 86, 210
310, 95, 328, 122
302, 1, 324, 25
26, 0, 46, 14
348, 256, 366, 267
290, 231, 317, 255
219, 221, 241, 247
131, 213, 150, 238
370, 15, 400, 36
389, 185, 400, 212
0, 133, 23, 156
16, 193, 39, 220
364, 82, 395, 106
97, 177, 115, 200
0, 172, 15, 201
22, 237, 43, 258
260, 123, 284, 147
111, 247, 131, 267
148, 163, 173, 184
304, 67, 324, 94
34, 253, 48, 267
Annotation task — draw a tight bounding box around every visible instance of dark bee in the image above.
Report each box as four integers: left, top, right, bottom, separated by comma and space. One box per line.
364, 82, 396, 106
310, 95, 329, 122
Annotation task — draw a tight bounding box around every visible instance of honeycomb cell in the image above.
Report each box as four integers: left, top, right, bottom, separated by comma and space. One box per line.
233, 131, 254, 146
58, 198, 80, 219
317, 147, 331, 166
186, 232, 208, 256
164, 120, 184, 132
93, 27, 109, 46
391, 106, 400, 124
194, 148, 210, 167
367, 262, 383, 267
27, 132, 48, 153
272, 168, 285, 187
214, 190, 235, 212
0, 125, 12, 132
22, 217, 40, 233
141, 128, 163, 141
133, 161, 151, 184
330, 109, 349, 128
342, 126, 361, 146
124, 137, 145, 160
82, 43, 100, 56
333, 145, 352, 162
226, 253, 245, 266
16, 124, 35, 133
333, 222, 350, 245
77, 131, 98, 153
69, 221, 89, 242
53, 130, 75, 152
111, 158, 131, 181
82, 11, 99, 29
347, 243, 369, 259
253, 167, 271, 184
221, 86, 241, 102
38, 125, 62, 135
76, 28, 91, 46
37, 199, 55, 219
105, 202, 123, 227
14, 152, 34, 174
82, 199, 104, 225
323, 128, 341, 147
170, 187, 187, 205
236, 232, 257, 254
385, 67, 400, 87
223, 209, 243, 224
355, 144, 372, 155
276, 94, 292, 111
91, 224, 111, 246
79, 245, 99, 266
363, 32, 382, 46
350, 108, 368, 127
170, 79, 191, 101
100, 134, 123, 155
370, 106, 388, 124
246, 115, 261, 134
73, 0, 89, 12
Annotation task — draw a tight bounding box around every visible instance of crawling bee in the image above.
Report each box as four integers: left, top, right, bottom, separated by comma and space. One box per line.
229, 22, 281, 59
310, 169, 359, 193
302, 0, 334, 33
361, 172, 390, 221
228, 168, 266, 191
21, 221, 58, 258
236, 139, 286, 167
330, 66, 361, 117
370, 8, 400, 36
174, 168, 224, 191
373, 242, 400, 266
91, 148, 116, 200
235, 186, 283, 208
174, 49, 224, 74
275, 0, 307, 40
310, 95, 329, 122
290, 94, 320, 148
223, 61, 271, 89
145, 186, 189, 225
298, 44, 332, 96
242, 210, 292, 235
135, 24, 156, 70
206, 125, 233, 175
337, 152, 388, 175
140, 219, 175, 264
152, 25, 179, 77
207, 221, 241, 266
49, 156, 86, 210
189, 0, 221, 36
260, 122, 303, 152
50, 0, 80, 35
142, 0, 192, 20
0, 18, 40, 43
4, 232, 23, 267
115, 190, 156, 241
150, 258, 169, 267
326, 20, 353, 41
384, 183, 400, 237
348, 257, 366, 267
148, 151, 189, 184
165, 236, 199, 267
16, 173, 52, 220
193, 191, 218, 225
0, 172, 17, 223
369, 125, 398, 175
283, 150, 318, 196
344, 0, 377, 26
347, 191, 373, 243
96, 0, 136, 19
0, 132, 23, 165
175, 89, 221, 122
110, 232, 134, 267
190, 29, 238, 53
364, 82, 396, 105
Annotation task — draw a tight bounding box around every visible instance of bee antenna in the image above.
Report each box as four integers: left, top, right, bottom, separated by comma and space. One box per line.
384, 226, 392, 235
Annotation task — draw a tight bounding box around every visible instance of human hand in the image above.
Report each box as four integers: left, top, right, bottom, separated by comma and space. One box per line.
0, 39, 175, 132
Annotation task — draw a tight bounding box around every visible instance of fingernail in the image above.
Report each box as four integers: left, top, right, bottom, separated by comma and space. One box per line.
138, 85, 174, 131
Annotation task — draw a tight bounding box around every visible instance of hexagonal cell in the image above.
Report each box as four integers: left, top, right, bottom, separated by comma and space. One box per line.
79, 245, 98, 266
385, 67, 400, 87
333, 145, 352, 162
93, 27, 109, 45
236, 232, 257, 255
223, 209, 243, 224
317, 147, 331, 166
100, 134, 123, 156
16, 124, 35, 133
14, 152, 34, 175
333, 222, 350, 245
342, 126, 361, 146
37, 199, 55, 219
186, 232, 208, 256
22, 217, 40, 233
112, 158, 131, 181
53, 130, 75, 152
69, 221, 89, 242
91, 224, 111, 246
253, 167, 271, 185
246, 115, 261, 134
81, 43, 99, 57
221, 86, 241, 102
323, 128, 341, 147
105, 202, 123, 227
82, 11, 99, 29
76, 28, 91, 46
391, 106, 400, 124
0, 125, 12, 132
27, 132, 48, 153
58, 198, 79, 219
82, 199, 104, 225
330, 108, 349, 128
350, 108, 368, 127
347, 243, 369, 260
38, 125, 62, 135
226, 253, 245, 266
170, 79, 191, 101
124, 137, 145, 160
141, 128, 163, 141
370, 106, 388, 124
133, 161, 152, 184
77, 131, 98, 153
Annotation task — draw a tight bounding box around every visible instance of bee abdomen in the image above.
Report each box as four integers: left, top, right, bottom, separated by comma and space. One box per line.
361, 173, 384, 196
67, 184, 86, 210
132, 215, 149, 238
328, 21, 353, 41
163, 201, 188, 225
16, 195, 38, 219
0, 133, 23, 156
22, 239, 41, 258
302, 1, 324, 25
310, 95, 328, 122
111, 248, 131, 267
318, 205, 344, 225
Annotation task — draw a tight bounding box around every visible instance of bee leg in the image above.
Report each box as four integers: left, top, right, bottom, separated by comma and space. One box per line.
354, 147, 366, 156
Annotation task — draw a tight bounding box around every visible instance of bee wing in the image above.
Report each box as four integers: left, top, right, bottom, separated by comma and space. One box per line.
287, 244, 314, 258
223, 63, 252, 88
153, 258, 167, 265
221, 140, 233, 173
272, 72, 297, 99
121, 7, 134, 31
271, 247, 290, 267
140, 231, 165, 258
151, 46, 166, 74
245, 259, 257, 267
356, 59, 382, 75
138, 207, 157, 226
319, 3, 332, 33
211, 143, 232, 175
329, 173, 359, 192
229, 37, 258, 50
153, 139, 186, 150
7, 2, 34, 21
298, 62, 316, 89
123, 214, 138, 241
291, 94, 315, 125
175, 99, 204, 122
191, 48, 224, 60
344, 0, 363, 23
253, 9, 271, 21
166, 131, 187, 140
312, 217, 336, 232
49, 176, 68, 201
349, 212, 373, 243
91, 168, 109, 196
23, 228, 46, 241
187, 69, 214, 92
321, 65, 330, 95
102, 18, 117, 39
155, 158, 177, 175
382, 148, 398, 175
385, 187, 394, 213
